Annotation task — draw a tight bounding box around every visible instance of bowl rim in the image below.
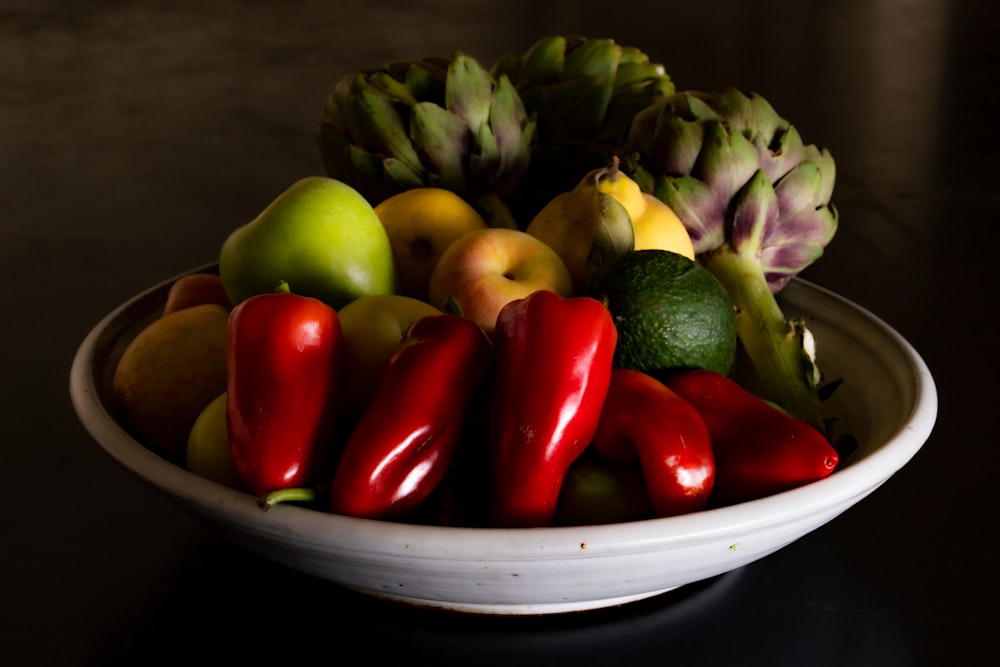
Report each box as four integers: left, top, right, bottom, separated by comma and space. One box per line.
69, 266, 938, 559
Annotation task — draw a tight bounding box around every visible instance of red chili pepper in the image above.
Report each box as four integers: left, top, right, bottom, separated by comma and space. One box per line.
488, 290, 617, 528
226, 282, 344, 497
329, 314, 493, 521
591, 368, 715, 517
665, 370, 839, 505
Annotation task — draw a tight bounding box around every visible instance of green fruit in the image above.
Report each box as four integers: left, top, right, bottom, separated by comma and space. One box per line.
596, 249, 737, 377
336, 293, 443, 424
554, 460, 654, 526
186, 392, 242, 489
219, 176, 398, 309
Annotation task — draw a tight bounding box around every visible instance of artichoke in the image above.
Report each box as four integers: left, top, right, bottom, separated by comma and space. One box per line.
492, 35, 676, 223
621, 88, 838, 434
316, 52, 535, 228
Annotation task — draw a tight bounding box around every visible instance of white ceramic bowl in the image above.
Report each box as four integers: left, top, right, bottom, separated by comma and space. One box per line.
70, 265, 937, 615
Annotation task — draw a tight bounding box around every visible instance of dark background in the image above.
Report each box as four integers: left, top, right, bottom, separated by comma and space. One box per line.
3, 1, 997, 665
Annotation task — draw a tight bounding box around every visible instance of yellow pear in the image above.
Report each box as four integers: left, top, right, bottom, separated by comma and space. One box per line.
597, 157, 695, 260
525, 166, 634, 295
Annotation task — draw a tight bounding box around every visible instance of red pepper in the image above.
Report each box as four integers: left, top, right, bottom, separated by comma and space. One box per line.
666, 370, 839, 505
329, 314, 493, 521
591, 368, 715, 517
226, 282, 344, 497
488, 290, 617, 528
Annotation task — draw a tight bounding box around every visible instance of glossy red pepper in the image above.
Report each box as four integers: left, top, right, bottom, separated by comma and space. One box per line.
488, 290, 618, 528
666, 369, 839, 505
226, 283, 344, 497
591, 368, 715, 517
329, 313, 493, 521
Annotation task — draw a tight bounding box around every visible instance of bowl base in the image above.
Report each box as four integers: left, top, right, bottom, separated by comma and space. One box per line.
356, 585, 682, 615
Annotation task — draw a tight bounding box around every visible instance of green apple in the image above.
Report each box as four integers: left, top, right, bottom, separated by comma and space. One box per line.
336, 293, 442, 423
186, 392, 242, 489
219, 176, 398, 309
427, 228, 573, 336
554, 459, 654, 526
113, 304, 229, 463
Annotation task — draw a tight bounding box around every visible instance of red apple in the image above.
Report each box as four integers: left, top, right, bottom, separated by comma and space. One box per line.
163, 273, 232, 316
427, 228, 573, 336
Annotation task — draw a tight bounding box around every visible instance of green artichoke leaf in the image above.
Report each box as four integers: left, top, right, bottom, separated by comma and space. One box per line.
489, 74, 532, 182
403, 61, 447, 102
366, 71, 418, 106
352, 82, 424, 175
709, 89, 786, 148
469, 122, 501, 190
563, 37, 621, 81
612, 60, 668, 89
504, 35, 567, 86
380, 156, 427, 194
652, 108, 705, 176
445, 53, 493, 136
540, 75, 615, 140
344, 144, 385, 184
410, 101, 470, 194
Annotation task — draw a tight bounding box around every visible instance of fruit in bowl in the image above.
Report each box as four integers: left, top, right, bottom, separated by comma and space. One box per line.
70, 36, 938, 614
70, 266, 936, 614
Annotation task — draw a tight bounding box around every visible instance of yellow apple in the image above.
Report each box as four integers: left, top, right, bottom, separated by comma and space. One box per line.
427, 228, 573, 336
374, 188, 488, 301
336, 294, 443, 423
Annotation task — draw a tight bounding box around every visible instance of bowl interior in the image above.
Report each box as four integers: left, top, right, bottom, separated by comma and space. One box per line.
69, 265, 938, 613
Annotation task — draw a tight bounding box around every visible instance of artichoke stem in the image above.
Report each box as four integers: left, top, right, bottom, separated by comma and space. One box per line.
701, 248, 827, 437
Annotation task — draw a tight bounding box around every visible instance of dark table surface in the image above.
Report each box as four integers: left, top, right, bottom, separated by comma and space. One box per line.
4, 1, 997, 665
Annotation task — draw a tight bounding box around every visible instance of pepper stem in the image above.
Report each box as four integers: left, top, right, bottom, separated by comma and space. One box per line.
701, 247, 827, 437
257, 487, 318, 511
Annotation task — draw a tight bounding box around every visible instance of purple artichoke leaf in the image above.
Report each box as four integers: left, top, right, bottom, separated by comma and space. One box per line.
769, 205, 838, 250
773, 160, 825, 225
729, 169, 779, 256
760, 242, 826, 290
654, 174, 727, 253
